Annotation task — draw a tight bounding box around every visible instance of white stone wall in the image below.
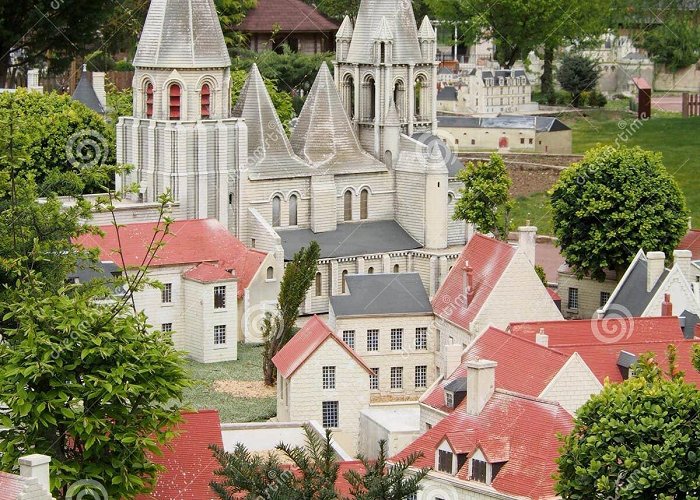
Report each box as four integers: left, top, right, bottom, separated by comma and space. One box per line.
643, 267, 700, 319
284, 339, 370, 456
558, 271, 619, 320
539, 354, 602, 414
334, 172, 395, 223
413, 472, 517, 499
241, 252, 281, 343
334, 315, 436, 397
419, 402, 448, 432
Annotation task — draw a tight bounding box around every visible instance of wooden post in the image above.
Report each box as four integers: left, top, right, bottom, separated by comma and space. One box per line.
682, 92, 689, 118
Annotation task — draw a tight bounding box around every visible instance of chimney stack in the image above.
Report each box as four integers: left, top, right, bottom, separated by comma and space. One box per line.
646, 251, 665, 292
673, 249, 692, 281
535, 328, 549, 347
466, 359, 497, 416
517, 222, 537, 266
19, 454, 51, 493
462, 261, 475, 304
92, 72, 107, 112
444, 343, 463, 377
661, 293, 673, 317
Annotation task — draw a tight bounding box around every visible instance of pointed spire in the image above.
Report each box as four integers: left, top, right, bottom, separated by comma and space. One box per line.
291, 63, 385, 173
385, 100, 400, 127
418, 16, 436, 40
337, 15, 354, 40
72, 69, 105, 114
376, 17, 394, 41
233, 65, 311, 178
134, 0, 230, 68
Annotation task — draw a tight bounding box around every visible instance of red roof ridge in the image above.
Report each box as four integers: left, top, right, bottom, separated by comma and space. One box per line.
482, 326, 570, 358
492, 388, 565, 408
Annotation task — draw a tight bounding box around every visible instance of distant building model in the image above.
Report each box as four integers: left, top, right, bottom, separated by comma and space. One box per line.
235, 0, 339, 54
72, 65, 106, 114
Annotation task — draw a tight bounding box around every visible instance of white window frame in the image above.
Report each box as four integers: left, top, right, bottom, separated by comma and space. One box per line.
370, 368, 379, 390
214, 285, 226, 309
322, 366, 336, 390
322, 401, 339, 428
390, 366, 403, 389
342, 330, 356, 350
161, 283, 172, 303
390, 328, 403, 351
415, 327, 428, 350
415, 365, 427, 388
367, 329, 379, 351
214, 324, 227, 345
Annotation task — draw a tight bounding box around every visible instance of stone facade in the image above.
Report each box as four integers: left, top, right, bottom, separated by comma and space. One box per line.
557, 267, 619, 320
538, 353, 603, 414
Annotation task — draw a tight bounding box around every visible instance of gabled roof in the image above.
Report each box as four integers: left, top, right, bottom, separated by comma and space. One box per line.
395, 390, 573, 499
678, 229, 700, 260
73, 219, 267, 297
136, 410, 223, 500
336, 16, 354, 39
438, 115, 570, 132
133, 0, 230, 69
346, 0, 422, 63
375, 17, 394, 40
418, 16, 436, 40
72, 71, 104, 114
236, 0, 339, 33
421, 327, 570, 413
183, 262, 236, 283
410, 133, 464, 176
290, 63, 386, 174
278, 220, 422, 260
232, 65, 313, 180
330, 273, 432, 317
603, 250, 669, 317
272, 316, 373, 378
432, 234, 517, 332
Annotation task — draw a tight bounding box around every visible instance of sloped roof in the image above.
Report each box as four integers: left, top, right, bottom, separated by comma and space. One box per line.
432, 234, 517, 331
418, 16, 436, 39
278, 220, 422, 260
291, 63, 386, 174
679, 229, 700, 259
135, 410, 223, 500
437, 86, 458, 101
232, 65, 313, 180
272, 315, 373, 378
346, 0, 422, 63
336, 16, 354, 39
421, 327, 570, 413
438, 115, 571, 132
183, 262, 236, 283
410, 133, 464, 176
73, 219, 267, 297
133, 0, 230, 69
330, 273, 432, 317
236, 0, 339, 33
395, 390, 573, 499
72, 71, 104, 114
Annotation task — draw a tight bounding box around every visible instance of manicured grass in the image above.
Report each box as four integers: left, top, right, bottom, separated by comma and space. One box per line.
513, 109, 700, 235
511, 192, 554, 235
182, 344, 276, 423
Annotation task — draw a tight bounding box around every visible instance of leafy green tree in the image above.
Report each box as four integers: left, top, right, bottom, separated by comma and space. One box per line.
557, 53, 600, 107
535, 264, 547, 286
453, 153, 513, 241
217, 0, 258, 48
639, 19, 700, 72
556, 347, 700, 499
262, 241, 320, 385
345, 440, 429, 500
0, 89, 114, 195
550, 145, 688, 281
231, 68, 295, 131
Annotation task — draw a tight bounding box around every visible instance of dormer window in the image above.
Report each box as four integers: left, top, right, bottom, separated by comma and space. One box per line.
437, 449, 453, 473
471, 459, 487, 482
169, 83, 181, 120
200, 83, 211, 119
445, 391, 454, 408
444, 377, 468, 409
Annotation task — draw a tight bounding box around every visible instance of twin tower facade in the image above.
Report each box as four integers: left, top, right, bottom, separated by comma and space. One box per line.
116, 0, 463, 256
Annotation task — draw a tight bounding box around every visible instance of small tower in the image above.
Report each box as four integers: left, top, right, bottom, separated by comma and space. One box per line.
418, 16, 437, 63
336, 16, 354, 63
424, 144, 449, 249
382, 100, 401, 167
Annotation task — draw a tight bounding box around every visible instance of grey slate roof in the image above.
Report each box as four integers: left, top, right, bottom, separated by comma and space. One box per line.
346, 0, 422, 63
133, 0, 230, 68
437, 86, 458, 102
232, 64, 313, 180
72, 72, 104, 114
481, 69, 530, 85
68, 259, 120, 283
680, 311, 699, 340
438, 115, 571, 133
277, 220, 422, 260
330, 272, 432, 317
410, 133, 464, 177
291, 63, 386, 174
444, 377, 468, 393
606, 256, 669, 317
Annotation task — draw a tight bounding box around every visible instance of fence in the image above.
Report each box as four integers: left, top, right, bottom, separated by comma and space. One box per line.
682, 93, 700, 117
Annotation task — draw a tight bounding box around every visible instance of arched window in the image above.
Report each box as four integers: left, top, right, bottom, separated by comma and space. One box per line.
145, 81, 154, 118
363, 75, 376, 121
343, 74, 355, 119
266, 266, 274, 280
342, 270, 349, 293
289, 194, 298, 226
393, 80, 405, 119
360, 189, 369, 220
367, 267, 374, 274
393, 264, 400, 273
272, 195, 281, 226
380, 43, 387, 63
414, 75, 427, 120
344, 191, 352, 221
448, 193, 454, 204
200, 83, 211, 119
169, 83, 181, 120
315, 272, 322, 296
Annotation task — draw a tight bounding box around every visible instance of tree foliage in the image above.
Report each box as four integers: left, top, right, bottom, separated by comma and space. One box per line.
453, 153, 513, 240
210, 424, 428, 499
557, 53, 600, 107
262, 241, 320, 385
639, 19, 700, 72
550, 145, 688, 281
556, 347, 700, 499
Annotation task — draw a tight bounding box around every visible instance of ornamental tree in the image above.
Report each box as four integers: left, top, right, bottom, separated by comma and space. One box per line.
557, 53, 600, 107
453, 153, 513, 240
556, 347, 700, 498
550, 145, 688, 281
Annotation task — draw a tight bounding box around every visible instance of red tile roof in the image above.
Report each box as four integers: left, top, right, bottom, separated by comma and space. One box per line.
0, 472, 30, 500
137, 410, 223, 500
73, 219, 267, 298
678, 229, 700, 260
547, 287, 561, 302
237, 0, 339, 33
183, 262, 236, 283
395, 390, 573, 499
432, 234, 516, 331
421, 327, 570, 413
272, 315, 373, 378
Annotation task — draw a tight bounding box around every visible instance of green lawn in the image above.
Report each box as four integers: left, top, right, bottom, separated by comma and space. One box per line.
182, 344, 276, 423
513, 109, 700, 235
